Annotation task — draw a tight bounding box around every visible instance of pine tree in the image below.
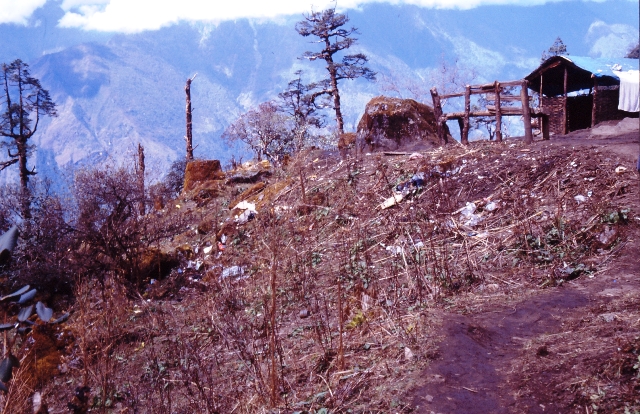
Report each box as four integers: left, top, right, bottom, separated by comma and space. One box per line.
0, 59, 57, 218
296, 8, 375, 135
541, 37, 569, 62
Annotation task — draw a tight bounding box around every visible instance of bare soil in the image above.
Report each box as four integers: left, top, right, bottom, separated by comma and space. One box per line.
409, 129, 640, 414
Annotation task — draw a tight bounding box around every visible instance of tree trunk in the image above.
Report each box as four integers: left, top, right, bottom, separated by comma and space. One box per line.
430, 87, 447, 145
17, 139, 30, 218
185, 77, 195, 161
137, 143, 145, 216
324, 39, 345, 135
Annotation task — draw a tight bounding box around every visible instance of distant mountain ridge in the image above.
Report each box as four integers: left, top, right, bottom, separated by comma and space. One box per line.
0, 1, 637, 186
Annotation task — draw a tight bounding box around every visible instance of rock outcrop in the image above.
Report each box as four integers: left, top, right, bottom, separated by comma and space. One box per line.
183, 160, 225, 192
356, 96, 450, 151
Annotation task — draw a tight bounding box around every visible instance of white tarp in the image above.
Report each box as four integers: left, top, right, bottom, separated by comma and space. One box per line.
614, 70, 639, 112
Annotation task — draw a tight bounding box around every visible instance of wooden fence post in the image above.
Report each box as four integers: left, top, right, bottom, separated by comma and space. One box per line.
461, 85, 471, 145
494, 81, 502, 142
521, 80, 533, 144
591, 76, 598, 128
562, 67, 568, 135
430, 87, 446, 145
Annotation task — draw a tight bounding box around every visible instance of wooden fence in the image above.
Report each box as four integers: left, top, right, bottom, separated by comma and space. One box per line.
430, 80, 549, 145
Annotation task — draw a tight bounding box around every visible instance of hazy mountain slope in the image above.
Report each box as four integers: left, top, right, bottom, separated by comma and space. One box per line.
0, 1, 636, 185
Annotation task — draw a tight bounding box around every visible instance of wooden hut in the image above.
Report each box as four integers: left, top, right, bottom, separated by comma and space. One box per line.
525, 56, 639, 135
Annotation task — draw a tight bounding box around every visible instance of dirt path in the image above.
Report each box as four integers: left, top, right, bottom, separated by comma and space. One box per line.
408, 130, 640, 413
411, 287, 591, 413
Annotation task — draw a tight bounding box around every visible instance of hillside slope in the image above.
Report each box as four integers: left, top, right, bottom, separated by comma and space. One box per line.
21, 121, 639, 412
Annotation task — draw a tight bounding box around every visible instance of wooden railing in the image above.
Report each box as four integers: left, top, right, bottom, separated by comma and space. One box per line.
430, 80, 549, 145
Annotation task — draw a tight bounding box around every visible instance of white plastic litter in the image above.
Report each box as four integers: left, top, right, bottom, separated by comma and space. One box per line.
386, 245, 403, 255
221, 266, 244, 279
380, 193, 403, 209
485, 201, 498, 211
574, 195, 587, 204
460, 202, 483, 227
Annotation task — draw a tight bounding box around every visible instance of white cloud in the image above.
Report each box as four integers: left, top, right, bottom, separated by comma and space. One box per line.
586, 20, 638, 58
0, 0, 46, 25
51, 0, 638, 33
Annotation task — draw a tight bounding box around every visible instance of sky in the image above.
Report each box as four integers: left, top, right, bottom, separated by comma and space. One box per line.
0, 0, 634, 33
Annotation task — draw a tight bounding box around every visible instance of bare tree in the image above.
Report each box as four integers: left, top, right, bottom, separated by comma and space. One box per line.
0, 59, 57, 217
278, 70, 324, 150
185, 74, 197, 161
136, 143, 145, 216
296, 8, 375, 134
222, 101, 292, 164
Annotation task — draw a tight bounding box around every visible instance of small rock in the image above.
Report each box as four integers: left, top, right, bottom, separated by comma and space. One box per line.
299, 309, 310, 319
424, 394, 434, 403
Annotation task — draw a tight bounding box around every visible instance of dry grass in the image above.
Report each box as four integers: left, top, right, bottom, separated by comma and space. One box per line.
29, 138, 639, 412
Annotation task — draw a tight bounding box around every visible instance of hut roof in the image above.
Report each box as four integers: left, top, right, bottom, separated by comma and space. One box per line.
525, 55, 639, 97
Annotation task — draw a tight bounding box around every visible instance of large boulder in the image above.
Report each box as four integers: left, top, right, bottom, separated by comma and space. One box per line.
356, 96, 450, 151
183, 160, 225, 191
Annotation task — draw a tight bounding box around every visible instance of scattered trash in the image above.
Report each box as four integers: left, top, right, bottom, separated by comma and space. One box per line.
299, 309, 310, 319
413, 240, 424, 249
186, 260, 203, 271
396, 172, 426, 193
460, 202, 483, 227
614, 166, 627, 174
203, 245, 213, 254
234, 201, 258, 224
404, 346, 414, 360
234, 200, 256, 210
485, 201, 498, 211
408, 152, 424, 160
380, 193, 403, 209
221, 266, 244, 279
386, 245, 403, 255
587, 191, 593, 197
33, 392, 43, 414
361, 293, 373, 311
574, 195, 587, 204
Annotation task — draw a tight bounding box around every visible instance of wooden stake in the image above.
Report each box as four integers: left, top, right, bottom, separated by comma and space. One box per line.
494, 81, 502, 142
562, 67, 568, 135
430, 87, 446, 145
462, 85, 471, 145
591, 76, 598, 128
521, 80, 533, 144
